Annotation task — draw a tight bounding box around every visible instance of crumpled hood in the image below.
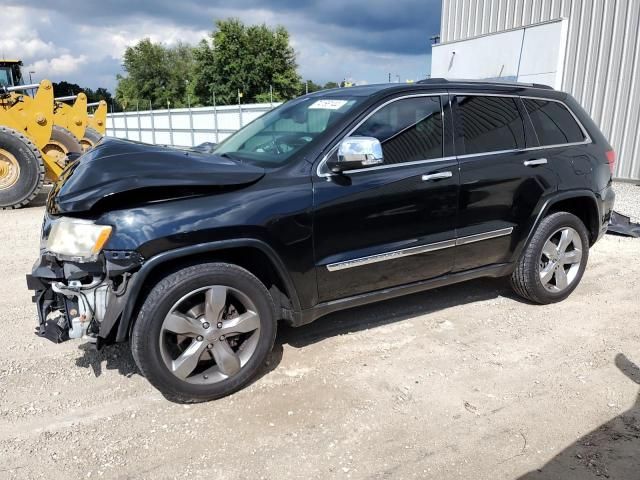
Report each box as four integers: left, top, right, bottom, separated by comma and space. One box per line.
48, 137, 265, 214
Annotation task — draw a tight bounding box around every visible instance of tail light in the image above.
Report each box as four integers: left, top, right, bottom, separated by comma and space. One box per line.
605, 150, 616, 174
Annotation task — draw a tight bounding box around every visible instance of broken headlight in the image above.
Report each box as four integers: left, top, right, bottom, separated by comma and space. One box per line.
46, 217, 112, 262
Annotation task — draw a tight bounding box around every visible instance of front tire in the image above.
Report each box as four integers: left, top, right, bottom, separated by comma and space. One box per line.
511, 212, 590, 304
0, 126, 44, 209
131, 263, 277, 403
42, 125, 82, 168
80, 127, 103, 152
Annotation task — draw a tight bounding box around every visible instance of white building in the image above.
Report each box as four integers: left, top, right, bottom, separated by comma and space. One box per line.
432, 0, 640, 181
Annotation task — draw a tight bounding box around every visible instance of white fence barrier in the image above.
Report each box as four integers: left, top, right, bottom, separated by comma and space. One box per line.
106, 102, 281, 147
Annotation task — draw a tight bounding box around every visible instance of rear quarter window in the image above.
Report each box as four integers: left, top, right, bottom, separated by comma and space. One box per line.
523, 98, 586, 146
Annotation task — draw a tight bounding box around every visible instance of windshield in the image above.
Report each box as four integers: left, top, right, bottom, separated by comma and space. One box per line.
0, 67, 13, 87
214, 95, 363, 166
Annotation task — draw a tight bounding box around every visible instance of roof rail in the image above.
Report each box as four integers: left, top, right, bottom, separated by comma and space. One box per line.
416, 78, 553, 89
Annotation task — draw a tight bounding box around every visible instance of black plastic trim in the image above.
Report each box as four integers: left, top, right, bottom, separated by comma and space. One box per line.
114, 238, 301, 342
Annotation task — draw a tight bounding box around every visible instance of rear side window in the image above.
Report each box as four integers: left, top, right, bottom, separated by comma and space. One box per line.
523, 98, 586, 146
455, 95, 525, 155
353, 96, 443, 164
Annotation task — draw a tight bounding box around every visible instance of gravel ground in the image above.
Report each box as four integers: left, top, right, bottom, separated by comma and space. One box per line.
612, 180, 640, 222
0, 183, 639, 480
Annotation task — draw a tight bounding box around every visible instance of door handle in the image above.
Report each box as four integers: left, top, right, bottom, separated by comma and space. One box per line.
422, 171, 453, 181
523, 158, 548, 167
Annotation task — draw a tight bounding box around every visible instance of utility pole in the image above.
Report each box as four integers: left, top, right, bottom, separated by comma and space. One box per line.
388, 72, 391, 83
212, 90, 219, 143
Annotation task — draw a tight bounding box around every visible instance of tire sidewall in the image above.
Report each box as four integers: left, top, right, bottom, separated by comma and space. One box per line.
50, 126, 82, 154
132, 264, 277, 401
0, 128, 43, 208
529, 212, 590, 302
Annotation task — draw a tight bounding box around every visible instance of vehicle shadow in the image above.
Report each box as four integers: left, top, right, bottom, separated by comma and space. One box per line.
518, 353, 640, 479
74, 342, 138, 377
73, 332, 285, 388
73, 277, 517, 391
278, 276, 518, 349
24, 187, 51, 208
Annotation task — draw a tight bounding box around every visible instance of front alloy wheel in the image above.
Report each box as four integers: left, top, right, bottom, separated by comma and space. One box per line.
159, 286, 261, 384
131, 263, 277, 403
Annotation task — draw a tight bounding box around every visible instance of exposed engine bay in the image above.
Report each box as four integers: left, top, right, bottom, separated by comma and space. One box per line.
27, 246, 143, 347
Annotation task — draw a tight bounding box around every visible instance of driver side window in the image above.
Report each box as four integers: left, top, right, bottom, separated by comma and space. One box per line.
353, 96, 443, 165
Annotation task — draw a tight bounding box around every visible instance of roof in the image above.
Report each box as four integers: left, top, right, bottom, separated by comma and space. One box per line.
307, 78, 555, 98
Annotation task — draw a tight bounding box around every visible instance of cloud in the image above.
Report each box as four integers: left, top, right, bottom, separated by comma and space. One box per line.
1, 0, 441, 93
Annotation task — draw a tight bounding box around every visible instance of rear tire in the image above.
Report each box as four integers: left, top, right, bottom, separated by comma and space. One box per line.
80, 127, 103, 152
42, 125, 82, 168
510, 212, 589, 304
131, 262, 277, 403
0, 126, 44, 209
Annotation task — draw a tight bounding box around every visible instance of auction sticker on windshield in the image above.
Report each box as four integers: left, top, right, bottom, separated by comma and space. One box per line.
308, 99, 349, 110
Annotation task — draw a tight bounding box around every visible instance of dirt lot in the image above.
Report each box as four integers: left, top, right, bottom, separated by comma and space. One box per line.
1, 185, 639, 480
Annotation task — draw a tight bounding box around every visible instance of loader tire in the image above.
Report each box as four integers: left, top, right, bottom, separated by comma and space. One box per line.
0, 126, 44, 210
42, 126, 82, 168
80, 127, 103, 152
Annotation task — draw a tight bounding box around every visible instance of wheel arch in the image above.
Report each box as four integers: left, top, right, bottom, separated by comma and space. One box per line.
113, 239, 301, 343
513, 190, 601, 264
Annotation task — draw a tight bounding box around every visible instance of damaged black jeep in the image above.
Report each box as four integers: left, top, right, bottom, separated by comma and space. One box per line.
27, 80, 615, 402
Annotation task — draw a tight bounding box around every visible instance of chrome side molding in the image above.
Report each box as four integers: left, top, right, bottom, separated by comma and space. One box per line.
326, 227, 514, 271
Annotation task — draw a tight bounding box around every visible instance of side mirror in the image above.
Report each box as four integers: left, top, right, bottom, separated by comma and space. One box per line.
327, 136, 384, 173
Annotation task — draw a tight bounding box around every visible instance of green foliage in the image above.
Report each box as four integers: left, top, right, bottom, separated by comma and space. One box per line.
52, 81, 113, 104
323, 81, 340, 90
115, 19, 339, 109
193, 19, 301, 104
115, 38, 195, 110
300, 80, 323, 94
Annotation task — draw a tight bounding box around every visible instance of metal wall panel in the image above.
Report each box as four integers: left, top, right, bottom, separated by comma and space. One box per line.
440, 0, 640, 180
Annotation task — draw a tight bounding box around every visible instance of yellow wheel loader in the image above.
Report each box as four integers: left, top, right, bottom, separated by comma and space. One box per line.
82, 100, 107, 151
45, 93, 86, 162
0, 60, 63, 209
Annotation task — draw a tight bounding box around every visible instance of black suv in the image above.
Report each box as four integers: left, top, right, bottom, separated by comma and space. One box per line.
27, 79, 615, 402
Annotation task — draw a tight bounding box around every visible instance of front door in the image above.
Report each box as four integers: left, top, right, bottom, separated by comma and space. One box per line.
313, 94, 459, 302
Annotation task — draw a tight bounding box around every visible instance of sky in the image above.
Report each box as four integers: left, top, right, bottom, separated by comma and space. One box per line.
0, 1, 441, 93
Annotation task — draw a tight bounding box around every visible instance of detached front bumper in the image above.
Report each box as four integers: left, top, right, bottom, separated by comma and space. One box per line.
26, 250, 143, 347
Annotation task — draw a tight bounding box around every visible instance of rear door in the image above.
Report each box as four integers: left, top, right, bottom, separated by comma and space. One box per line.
451, 93, 557, 272
520, 96, 593, 190
313, 94, 459, 302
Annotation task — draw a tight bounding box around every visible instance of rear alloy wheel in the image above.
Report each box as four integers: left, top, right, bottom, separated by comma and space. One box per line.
131, 263, 277, 402
510, 212, 589, 304
538, 227, 583, 293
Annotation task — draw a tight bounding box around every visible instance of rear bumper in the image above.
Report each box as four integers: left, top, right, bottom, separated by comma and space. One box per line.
597, 184, 616, 242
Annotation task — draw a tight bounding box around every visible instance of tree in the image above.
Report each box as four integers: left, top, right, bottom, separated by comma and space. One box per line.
52, 81, 112, 104
193, 19, 301, 104
323, 81, 339, 90
299, 79, 322, 95
115, 38, 195, 110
